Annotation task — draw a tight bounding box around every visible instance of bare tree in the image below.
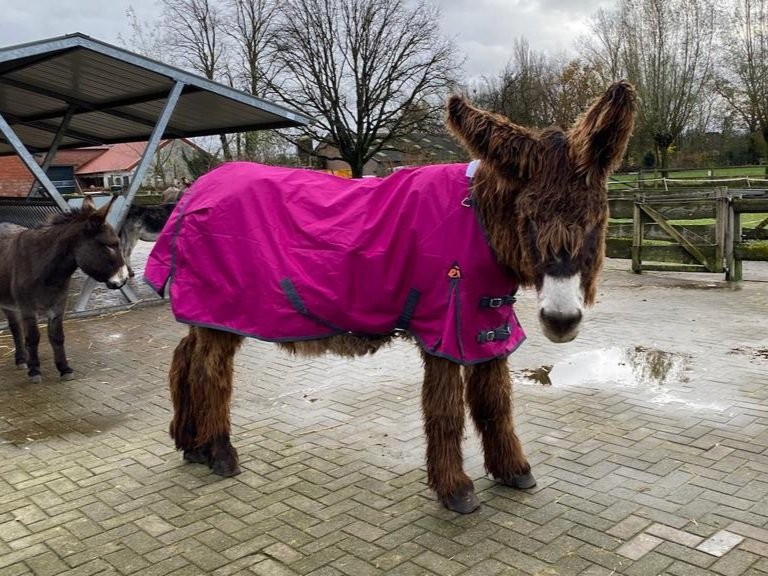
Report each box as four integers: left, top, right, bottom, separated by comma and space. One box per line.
473, 38, 552, 127
224, 0, 282, 160
585, 0, 716, 172
716, 0, 768, 160
159, 0, 233, 160
266, 0, 459, 177
544, 59, 606, 129
579, 7, 625, 85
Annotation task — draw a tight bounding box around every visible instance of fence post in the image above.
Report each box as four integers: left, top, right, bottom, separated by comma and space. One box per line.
714, 187, 727, 274
632, 196, 643, 273
725, 192, 742, 282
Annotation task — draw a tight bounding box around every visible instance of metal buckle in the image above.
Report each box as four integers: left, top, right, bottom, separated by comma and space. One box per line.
484, 330, 496, 342
488, 297, 503, 308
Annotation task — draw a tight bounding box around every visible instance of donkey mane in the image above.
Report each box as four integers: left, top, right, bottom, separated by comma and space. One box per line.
47, 207, 93, 227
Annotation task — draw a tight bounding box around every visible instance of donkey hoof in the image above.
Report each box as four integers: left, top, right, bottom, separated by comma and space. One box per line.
28, 374, 42, 384
211, 459, 241, 477
443, 487, 480, 514
183, 447, 210, 464
16, 362, 28, 370
502, 471, 537, 490
60, 372, 75, 382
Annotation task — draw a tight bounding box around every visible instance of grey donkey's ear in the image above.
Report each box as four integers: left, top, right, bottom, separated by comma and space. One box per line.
95, 195, 118, 219
82, 194, 97, 212
446, 95, 540, 181
567, 80, 637, 185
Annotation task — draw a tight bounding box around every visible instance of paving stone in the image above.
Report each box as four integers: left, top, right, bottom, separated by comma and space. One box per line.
607, 515, 651, 539
4, 256, 768, 574
647, 523, 705, 547
616, 533, 663, 560
697, 530, 746, 557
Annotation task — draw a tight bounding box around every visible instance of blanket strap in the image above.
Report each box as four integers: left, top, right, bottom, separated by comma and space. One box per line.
479, 294, 517, 308
279, 278, 344, 332
476, 324, 512, 343
395, 289, 421, 330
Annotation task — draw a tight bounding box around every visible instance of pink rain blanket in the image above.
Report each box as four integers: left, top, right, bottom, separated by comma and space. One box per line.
144, 162, 525, 365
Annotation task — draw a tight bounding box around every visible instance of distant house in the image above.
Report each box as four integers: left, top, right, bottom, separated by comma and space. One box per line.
311, 132, 467, 177
0, 139, 208, 197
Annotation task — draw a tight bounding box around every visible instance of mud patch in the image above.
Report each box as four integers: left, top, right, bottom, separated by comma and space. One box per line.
730, 347, 768, 362
0, 413, 124, 446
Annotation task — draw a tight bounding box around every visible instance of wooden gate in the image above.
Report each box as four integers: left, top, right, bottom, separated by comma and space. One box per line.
606, 189, 729, 274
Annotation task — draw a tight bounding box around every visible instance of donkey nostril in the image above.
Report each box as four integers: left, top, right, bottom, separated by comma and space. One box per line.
540, 309, 582, 334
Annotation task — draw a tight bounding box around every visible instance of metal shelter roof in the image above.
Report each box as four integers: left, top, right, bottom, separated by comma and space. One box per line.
0, 33, 311, 312
0, 32, 311, 155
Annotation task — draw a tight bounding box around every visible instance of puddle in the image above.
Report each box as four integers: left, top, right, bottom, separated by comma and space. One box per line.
519, 346, 687, 388
516, 347, 724, 410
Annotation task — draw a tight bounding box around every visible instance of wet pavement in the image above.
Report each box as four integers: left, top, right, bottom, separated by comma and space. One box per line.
2, 242, 768, 575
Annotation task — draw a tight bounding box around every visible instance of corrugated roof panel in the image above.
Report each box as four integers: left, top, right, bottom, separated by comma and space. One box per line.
0, 123, 82, 153
0, 85, 64, 117
9, 50, 171, 103
69, 111, 154, 140
0, 33, 311, 156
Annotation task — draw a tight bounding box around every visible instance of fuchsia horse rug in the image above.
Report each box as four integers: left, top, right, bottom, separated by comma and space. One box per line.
144, 161, 525, 365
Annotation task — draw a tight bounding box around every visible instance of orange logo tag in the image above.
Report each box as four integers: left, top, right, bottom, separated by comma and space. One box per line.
448, 265, 461, 279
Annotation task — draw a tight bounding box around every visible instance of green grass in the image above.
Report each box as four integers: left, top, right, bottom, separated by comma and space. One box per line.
609, 165, 768, 190
610, 214, 768, 227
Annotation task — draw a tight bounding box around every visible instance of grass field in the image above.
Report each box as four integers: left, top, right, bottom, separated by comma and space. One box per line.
609, 165, 768, 189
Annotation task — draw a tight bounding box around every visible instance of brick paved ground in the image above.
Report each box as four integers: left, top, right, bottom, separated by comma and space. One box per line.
2, 244, 768, 575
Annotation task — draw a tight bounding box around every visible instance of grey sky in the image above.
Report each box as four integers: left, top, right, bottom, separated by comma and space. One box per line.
1, 0, 613, 80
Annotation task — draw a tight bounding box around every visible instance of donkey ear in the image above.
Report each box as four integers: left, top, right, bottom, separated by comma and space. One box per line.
567, 80, 637, 185
94, 195, 117, 219
82, 195, 97, 212
446, 95, 539, 180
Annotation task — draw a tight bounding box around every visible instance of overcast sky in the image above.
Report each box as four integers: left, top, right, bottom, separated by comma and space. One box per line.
2, 0, 614, 80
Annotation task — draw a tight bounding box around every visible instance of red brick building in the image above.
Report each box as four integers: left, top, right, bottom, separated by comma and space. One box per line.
0, 139, 206, 197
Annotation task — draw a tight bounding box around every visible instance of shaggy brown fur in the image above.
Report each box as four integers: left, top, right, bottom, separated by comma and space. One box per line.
169, 327, 244, 475
447, 81, 636, 304
167, 81, 636, 513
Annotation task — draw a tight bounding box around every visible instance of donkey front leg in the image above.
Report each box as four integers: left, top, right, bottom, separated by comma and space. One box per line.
47, 308, 74, 381
2, 308, 27, 370
465, 358, 536, 490
169, 326, 244, 476
421, 353, 478, 513
21, 312, 42, 383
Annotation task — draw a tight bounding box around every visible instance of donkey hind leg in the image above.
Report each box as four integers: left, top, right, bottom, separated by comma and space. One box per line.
421, 352, 479, 514
169, 326, 244, 476
47, 302, 73, 381
465, 358, 536, 490
2, 308, 27, 370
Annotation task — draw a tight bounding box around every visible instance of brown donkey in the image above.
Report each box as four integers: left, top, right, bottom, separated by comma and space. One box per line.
147, 81, 636, 513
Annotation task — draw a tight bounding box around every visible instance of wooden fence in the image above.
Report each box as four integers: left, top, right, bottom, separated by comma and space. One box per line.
606, 188, 768, 280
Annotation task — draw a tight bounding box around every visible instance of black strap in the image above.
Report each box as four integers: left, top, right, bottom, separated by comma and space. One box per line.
280, 278, 309, 314
476, 324, 512, 343
395, 289, 421, 330
280, 278, 345, 332
479, 295, 517, 308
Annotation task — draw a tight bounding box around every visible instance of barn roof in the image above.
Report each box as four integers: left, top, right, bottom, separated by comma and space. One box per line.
0, 32, 311, 156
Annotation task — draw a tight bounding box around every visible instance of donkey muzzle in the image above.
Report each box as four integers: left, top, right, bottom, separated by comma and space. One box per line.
106, 265, 130, 289
539, 309, 582, 343
537, 274, 584, 343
